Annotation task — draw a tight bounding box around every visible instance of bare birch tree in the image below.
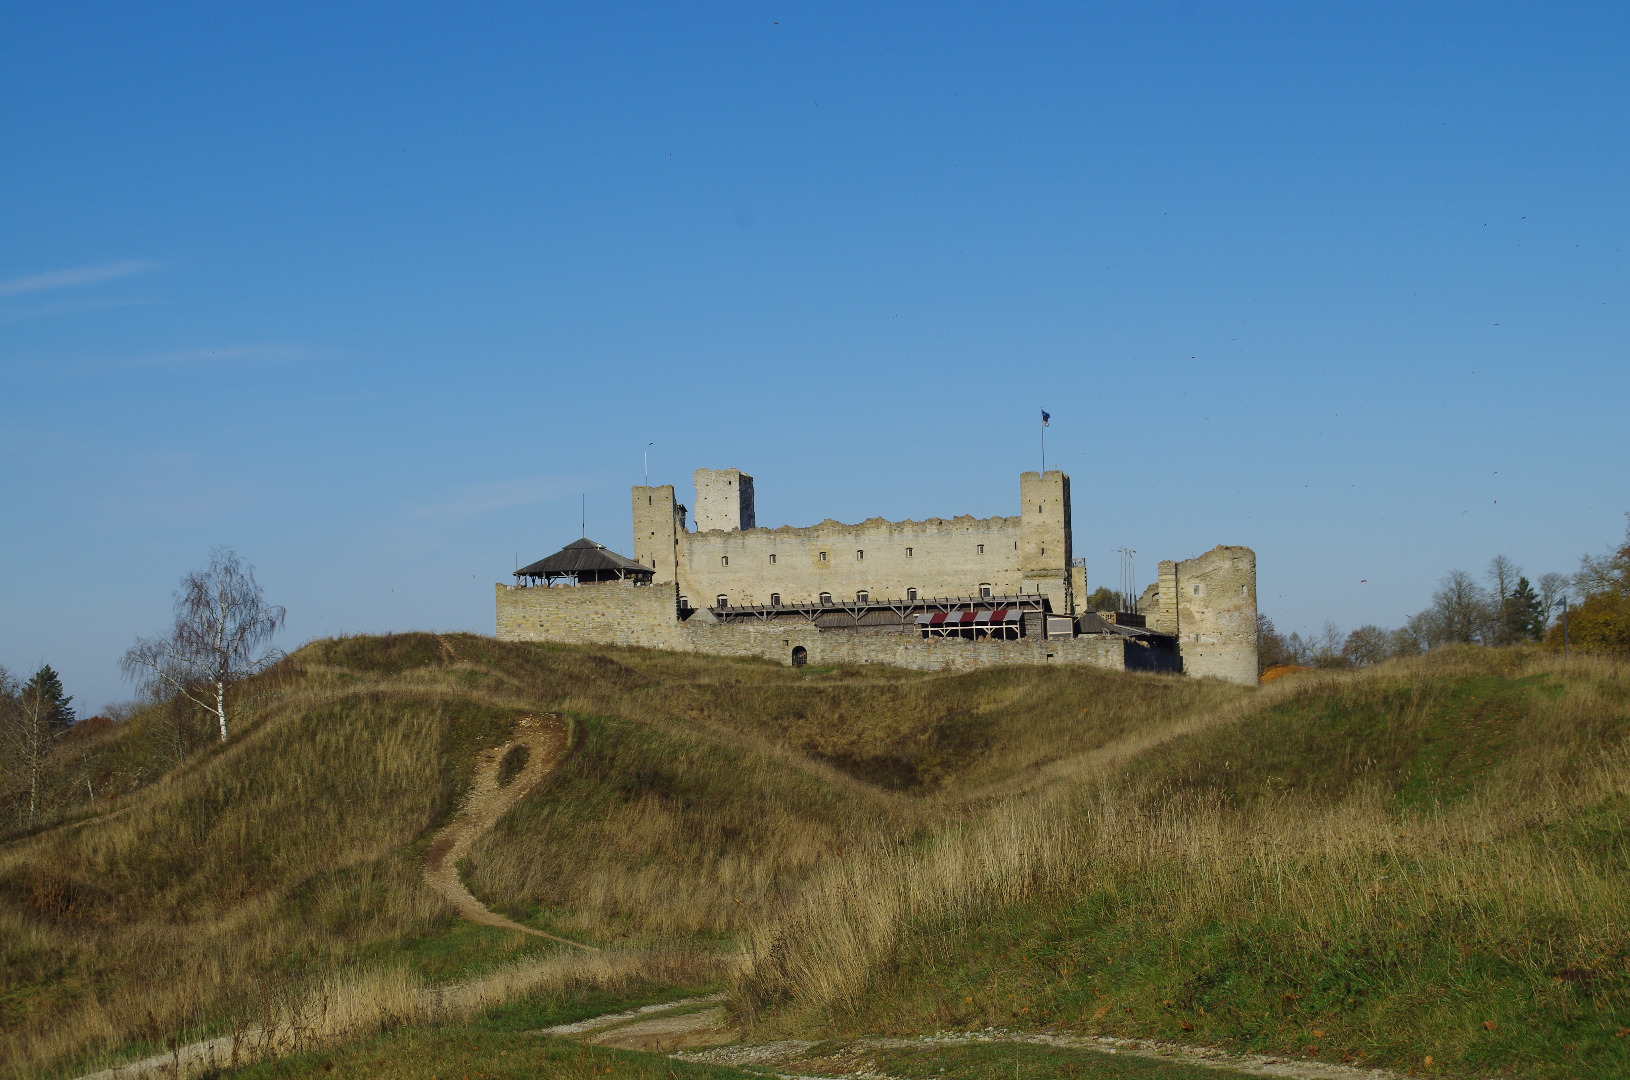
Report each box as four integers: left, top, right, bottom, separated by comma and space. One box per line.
121, 548, 286, 743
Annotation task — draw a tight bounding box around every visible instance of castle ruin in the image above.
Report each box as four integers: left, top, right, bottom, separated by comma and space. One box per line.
495, 467, 1258, 684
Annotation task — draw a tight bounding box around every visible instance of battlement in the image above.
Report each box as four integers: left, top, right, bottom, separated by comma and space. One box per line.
502, 466, 1257, 684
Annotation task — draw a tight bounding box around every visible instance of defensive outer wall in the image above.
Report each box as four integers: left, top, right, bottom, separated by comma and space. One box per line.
496, 467, 1258, 684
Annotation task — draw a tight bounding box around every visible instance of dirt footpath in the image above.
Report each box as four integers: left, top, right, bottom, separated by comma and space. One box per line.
422, 713, 595, 949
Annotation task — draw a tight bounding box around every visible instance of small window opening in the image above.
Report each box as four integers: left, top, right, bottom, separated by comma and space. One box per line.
856, 590, 869, 603
648, 495, 652, 505
716, 595, 729, 609
771, 592, 781, 606
721, 555, 729, 567
977, 544, 985, 554
979, 583, 993, 599
769, 553, 777, 564
856, 549, 864, 560
819, 591, 832, 605
1241, 584, 1248, 597
1037, 504, 1043, 514
906, 547, 914, 557
907, 587, 918, 601
819, 551, 827, 561
1193, 585, 1200, 595
679, 595, 689, 608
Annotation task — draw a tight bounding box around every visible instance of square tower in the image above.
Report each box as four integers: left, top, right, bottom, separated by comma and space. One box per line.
632, 484, 686, 583
693, 468, 756, 532
1018, 470, 1073, 612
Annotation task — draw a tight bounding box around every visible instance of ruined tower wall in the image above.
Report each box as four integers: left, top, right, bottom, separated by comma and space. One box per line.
1019, 471, 1072, 613
1142, 546, 1257, 685
631, 485, 686, 584
693, 468, 755, 532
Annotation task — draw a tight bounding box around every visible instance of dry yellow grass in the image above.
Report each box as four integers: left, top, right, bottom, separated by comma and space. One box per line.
10, 635, 1616, 1079
0, 633, 1230, 1079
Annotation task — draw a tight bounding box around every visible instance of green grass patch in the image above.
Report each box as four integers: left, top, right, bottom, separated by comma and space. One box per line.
815, 1041, 1264, 1080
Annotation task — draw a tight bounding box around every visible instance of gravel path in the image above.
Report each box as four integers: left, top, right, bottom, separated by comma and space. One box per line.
421, 712, 597, 949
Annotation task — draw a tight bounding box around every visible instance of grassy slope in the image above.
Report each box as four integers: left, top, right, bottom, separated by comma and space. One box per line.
0, 633, 1224, 1079
747, 651, 1630, 1080
5, 635, 1626, 1080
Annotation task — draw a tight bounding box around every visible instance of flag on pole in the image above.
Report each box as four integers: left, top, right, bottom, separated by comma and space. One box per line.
1040, 410, 1050, 426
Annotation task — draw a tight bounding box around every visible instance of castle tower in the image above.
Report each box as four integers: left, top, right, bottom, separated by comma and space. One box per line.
693, 468, 755, 532
1018, 470, 1073, 613
632, 485, 686, 583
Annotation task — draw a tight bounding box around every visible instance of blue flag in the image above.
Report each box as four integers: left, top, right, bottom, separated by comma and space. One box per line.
1040, 410, 1050, 426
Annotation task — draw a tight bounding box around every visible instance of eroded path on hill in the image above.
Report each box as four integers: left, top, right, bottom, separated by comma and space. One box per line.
422, 712, 598, 950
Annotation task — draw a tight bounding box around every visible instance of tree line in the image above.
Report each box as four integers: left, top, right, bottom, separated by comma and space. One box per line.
0, 548, 284, 833
1260, 515, 1630, 671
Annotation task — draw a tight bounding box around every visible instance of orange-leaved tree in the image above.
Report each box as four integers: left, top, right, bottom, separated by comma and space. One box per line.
1549, 515, 1630, 655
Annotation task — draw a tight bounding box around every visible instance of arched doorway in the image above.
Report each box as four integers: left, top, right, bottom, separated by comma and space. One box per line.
791, 646, 808, 667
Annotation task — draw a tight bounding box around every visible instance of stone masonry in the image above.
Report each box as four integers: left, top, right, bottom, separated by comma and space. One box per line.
498, 467, 1259, 684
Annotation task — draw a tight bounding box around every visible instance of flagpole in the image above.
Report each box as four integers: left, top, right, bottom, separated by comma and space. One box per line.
1040, 408, 1047, 472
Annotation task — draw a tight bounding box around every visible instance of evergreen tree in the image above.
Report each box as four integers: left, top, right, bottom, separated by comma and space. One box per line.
1502, 577, 1545, 642
22, 665, 75, 733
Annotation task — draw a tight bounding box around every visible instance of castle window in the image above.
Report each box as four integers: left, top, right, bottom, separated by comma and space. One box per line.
769, 553, 777, 564
907, 588, 918, 601
1241, 585, 1248, 596
679, 595, 689, 608
716, 595, 729, 609
819, 551, 827, 561
977, 544, 985, 554
906, 547, 913, 557
648, 495, 652, 504
856, 549, 864, 560
1193, 585, 1201, 595
819, 591, 832, 605
721, 556, 729, 567
771, 592, 781, 606
979, 583, 993, 598
856, 590, 869, 603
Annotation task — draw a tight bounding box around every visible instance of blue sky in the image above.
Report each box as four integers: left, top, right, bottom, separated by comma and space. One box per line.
3, 2, 1627, 709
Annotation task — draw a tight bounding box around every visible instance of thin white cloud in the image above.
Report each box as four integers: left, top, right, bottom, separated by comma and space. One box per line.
0, 260, 159, 296
122, 345, 317, 367
0, 296, 157, 325
415, 474, 607, 518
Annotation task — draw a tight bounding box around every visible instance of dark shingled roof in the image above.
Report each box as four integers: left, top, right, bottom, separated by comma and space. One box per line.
516, 537, 653, 579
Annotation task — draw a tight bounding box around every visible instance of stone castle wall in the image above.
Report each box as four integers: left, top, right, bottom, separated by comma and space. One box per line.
503, 466, 1256, 685
1142, 545, 1258, 685
495, 579, 1124, 672
652, 470, 1073, 613
495, 580, 685, 649
693, 468, 755, 532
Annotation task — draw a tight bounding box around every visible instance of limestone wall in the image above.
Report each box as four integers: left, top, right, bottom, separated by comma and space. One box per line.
693, 468, 755, 532
1142, 546, 1258, 685
673, 469, 1073, 611
495, 580, 1126, 673
495, 580, 685, 649
676, 515, 1028, 609
1018, 471, 1072, 611
632, 485, 685, 583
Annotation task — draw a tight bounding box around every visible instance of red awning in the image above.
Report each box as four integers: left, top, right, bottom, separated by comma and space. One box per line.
914, 609, 1017, 626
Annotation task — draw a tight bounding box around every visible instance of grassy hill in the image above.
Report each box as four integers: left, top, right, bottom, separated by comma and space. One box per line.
1, 636, 1625, 1079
